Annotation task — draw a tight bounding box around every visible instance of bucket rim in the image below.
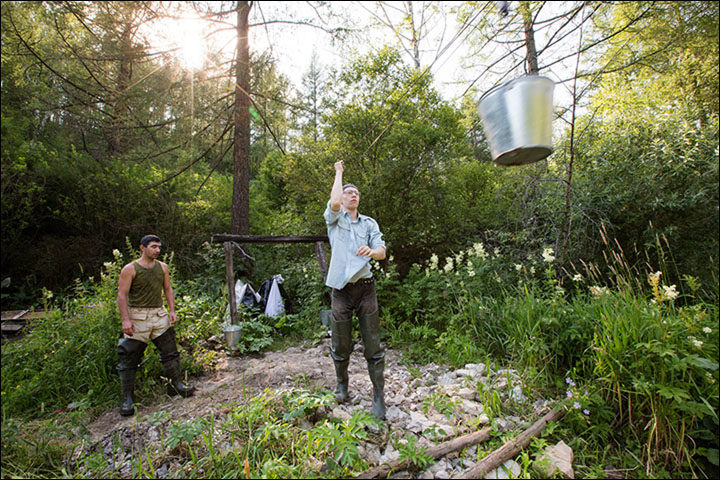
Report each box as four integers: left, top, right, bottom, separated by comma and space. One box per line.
478, 74, 554, 104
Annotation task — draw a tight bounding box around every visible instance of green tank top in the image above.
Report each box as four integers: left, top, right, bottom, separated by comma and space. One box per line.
128, 261, 164, 308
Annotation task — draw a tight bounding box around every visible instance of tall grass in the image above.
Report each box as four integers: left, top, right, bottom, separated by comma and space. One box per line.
378, 232, 719, 474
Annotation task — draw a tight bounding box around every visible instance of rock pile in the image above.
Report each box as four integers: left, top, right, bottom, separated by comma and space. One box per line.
76, 338, 565, 479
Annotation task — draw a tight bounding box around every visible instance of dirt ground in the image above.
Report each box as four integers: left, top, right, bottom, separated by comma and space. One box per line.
86, 337, 395, 443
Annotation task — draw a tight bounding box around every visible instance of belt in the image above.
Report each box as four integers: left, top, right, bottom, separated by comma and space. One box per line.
352, 277, 374, 286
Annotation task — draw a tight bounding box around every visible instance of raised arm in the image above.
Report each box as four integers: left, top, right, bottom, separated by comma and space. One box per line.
330, 160, 344, 211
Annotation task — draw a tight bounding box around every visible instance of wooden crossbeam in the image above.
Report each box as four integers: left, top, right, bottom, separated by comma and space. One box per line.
213, 234, 330, 328
211, 234, 328, 243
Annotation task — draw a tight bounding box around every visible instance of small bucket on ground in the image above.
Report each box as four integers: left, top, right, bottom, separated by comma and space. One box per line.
478, 75, 555, 166
320, 309, 332, 328
223, 325, 242, 349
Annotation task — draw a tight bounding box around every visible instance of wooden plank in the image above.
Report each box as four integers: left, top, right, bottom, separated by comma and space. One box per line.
2, 310, 47, 322
211, 234, 328, 244
1, 323, 25, 333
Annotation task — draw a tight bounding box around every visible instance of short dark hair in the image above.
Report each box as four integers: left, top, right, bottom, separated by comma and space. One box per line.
140, 234, 161, 247
343, 184, 360, 193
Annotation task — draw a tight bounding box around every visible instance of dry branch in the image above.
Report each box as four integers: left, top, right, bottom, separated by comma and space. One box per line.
357, 426, 493, 479
455, 408, 564, 479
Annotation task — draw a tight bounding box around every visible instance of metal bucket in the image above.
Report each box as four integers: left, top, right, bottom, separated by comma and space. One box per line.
223, 325, 242, 349
320, 309, 332, 328
478, 75, 555, 166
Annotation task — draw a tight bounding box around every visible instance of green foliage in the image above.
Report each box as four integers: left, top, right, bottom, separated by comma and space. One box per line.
395, 434, 435, 470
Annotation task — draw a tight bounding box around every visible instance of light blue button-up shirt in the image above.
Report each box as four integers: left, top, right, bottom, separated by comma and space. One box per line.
324, 201, 386, 290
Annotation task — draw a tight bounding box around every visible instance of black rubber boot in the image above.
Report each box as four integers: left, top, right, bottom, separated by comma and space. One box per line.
359, 310, 386, 420
119, 370, 136, 416
334, 361, 350, 403
117, 338, 147, 416
330, 314, 353, 404
152, 327, 195, 397
368, 360, 386, 420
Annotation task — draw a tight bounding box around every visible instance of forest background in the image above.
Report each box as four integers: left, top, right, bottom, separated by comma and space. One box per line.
1, 1, 718, 479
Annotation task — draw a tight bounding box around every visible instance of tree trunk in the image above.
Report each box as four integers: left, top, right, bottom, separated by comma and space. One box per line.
110, 21, 133, 156
232, 1, 251, 235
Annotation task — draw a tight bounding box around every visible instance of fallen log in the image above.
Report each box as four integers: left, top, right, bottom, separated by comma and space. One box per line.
357, 426, 492, 479
455, 408, 564, 479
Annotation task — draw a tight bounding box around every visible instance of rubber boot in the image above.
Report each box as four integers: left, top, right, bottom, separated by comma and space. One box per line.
368, 360, 386, 420
329, 313, 353, 404
152, 327, 195, 397
119, 370, 136, 416
334, 361, 350, 403
117, 338, 147, 416
359, 310, 386, 420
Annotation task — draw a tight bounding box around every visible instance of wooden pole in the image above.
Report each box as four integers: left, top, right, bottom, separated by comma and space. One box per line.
314, 241, 328, 280
456, 408, 563, 479
357, 427, 492, 479
224, 242, 238, 325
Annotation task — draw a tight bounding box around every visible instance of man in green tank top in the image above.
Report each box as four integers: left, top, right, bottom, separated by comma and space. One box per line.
116, 234, 195, 417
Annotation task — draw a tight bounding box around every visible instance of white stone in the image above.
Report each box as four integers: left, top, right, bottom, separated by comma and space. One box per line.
537, 440, 574, 478
455, 368, 475, 378
407, 410, 429, 433
386, 405, 409, 423
379, 443, 400, 465
509, 386, 527, 403
330, 407, 351, 422
457, 387, 477, 400
483, 459, 521, 479
464, 363, 486, 376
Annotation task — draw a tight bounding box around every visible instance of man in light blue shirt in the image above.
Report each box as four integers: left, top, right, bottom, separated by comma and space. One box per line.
324, 160, 387, 419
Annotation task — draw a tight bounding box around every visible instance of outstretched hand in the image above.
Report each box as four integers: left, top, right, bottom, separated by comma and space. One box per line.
334, 160, 344, 173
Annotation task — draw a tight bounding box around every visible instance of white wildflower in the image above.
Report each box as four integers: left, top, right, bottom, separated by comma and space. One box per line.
515, 264, 523, 272
542, 247, 555, 263
473, 243, 488, 259
183, 296, 191, 302
103, 262, 112, 269
590, 286, 610, 298
530, 266, 535, 275
702, 327, 712, 334
648, 271, 662, 285
555, 285, 565, 295
663, 284, 678, 300
455, 251, 464, 264
468, 270, 476, 277
689, 337, 703, 349
494, 247, 500, 257
429, 254, 439, 270
112, 249, 121, 258
444, 258, 454, 273
573, 273, 584, 282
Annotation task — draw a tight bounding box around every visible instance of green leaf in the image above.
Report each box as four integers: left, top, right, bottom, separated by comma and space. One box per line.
685, 355, 719, 371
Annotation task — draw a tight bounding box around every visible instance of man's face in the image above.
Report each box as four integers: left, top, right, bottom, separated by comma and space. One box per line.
342, 187, 360, 209
141, 241, 162, 259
